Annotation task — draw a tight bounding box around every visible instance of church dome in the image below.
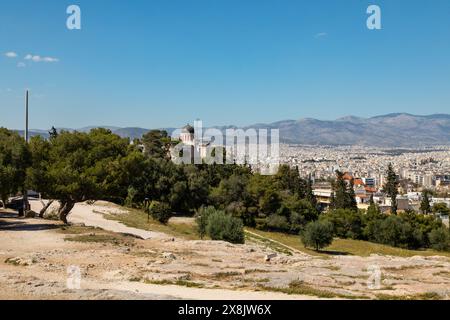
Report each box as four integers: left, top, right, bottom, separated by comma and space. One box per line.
181, 124, 194, 134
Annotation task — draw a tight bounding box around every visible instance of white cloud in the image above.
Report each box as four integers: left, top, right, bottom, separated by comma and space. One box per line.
4, 51, 18, 58
42, 57, 59, 62
315, 32, 328, 38
17, 62, 26, 68
25, 54, 59, 63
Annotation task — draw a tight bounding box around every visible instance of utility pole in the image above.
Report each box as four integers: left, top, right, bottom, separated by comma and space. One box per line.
21, 90, 29, 216
25, 90, 29, 143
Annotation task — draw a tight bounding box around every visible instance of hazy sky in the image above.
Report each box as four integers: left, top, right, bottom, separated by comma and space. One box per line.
1, 0, 450, 130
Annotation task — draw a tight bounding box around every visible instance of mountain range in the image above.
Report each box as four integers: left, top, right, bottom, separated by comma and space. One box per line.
16, 113, 450, 147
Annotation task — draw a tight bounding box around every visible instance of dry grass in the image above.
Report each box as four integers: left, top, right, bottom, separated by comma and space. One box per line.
376, 292, 444, 300
143, 279, 204, 288
105, 207, 200, 240
61, 225, 136, 246
211, 271, 241, 280
57, 225, 103, 235
258, 280, 369, 300
246, 228, 450, 258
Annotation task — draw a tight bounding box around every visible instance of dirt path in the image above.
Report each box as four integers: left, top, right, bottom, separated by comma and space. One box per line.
29, 200, 167, 240
245, 230, 304, 254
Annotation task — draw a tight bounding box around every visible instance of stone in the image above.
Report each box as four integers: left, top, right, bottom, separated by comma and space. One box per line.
162, 252, 176, 260
5, 257, 34, 266
264, 253, 277, 262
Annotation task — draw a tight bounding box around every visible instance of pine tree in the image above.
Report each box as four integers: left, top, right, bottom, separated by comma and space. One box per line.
305, 175, 318, 209
329, 192, 335, 210
48, 126, 58, 139
332, 171, 347, 209
331, 171, 357, 211
420, 190, 431, 214
347, 179, 358, 211
384, 164, 399, 215
367, 194, 380, 216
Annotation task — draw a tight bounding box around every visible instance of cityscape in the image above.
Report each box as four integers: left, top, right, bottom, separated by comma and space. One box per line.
279, 144, 450, 220
1, 0, 450, 309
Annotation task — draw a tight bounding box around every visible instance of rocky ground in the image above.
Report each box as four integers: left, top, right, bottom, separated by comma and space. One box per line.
0, 202, 449, 300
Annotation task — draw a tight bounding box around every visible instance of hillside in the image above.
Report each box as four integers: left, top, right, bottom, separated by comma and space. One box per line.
14, 113, 450, 147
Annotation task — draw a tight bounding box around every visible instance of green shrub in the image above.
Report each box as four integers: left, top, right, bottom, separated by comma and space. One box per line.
320, 209, 364, 240
371, 215, 412, 248
196, 207, 245, 244
223, 215, 245, 244
428, 228, 450, 251
148, 201, 172, 224
366, 215, 427, 249
301, 221, 334, 251
266, 214, 290, 232
195, 206, 216, 239
124, 187, 137, 207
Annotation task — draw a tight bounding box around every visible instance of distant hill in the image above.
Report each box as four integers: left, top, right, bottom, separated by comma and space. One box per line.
13, 113, 450, 147
266, 113, 450, 147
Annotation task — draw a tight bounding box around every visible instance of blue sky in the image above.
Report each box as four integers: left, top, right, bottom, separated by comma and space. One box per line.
1, 0, 450, 130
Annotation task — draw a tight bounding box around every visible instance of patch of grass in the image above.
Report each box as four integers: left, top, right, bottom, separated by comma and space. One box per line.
57, 225, 102, 235
144, 279, 204, 288
328, 239, 450, 258
4, 258, 22, 266
4, 257, 35, 266
192, 262, 209, 267
345, 274, 370, 280
243, 278, 270, 283
246, 228, 450, 258
433, 270, 450, 277
381, 286, 396, 291
105, 208, 200, 240
246, 229, 333, 257
376, 292, 443, 300
211, 271, 241, 280
259, 280, 369, 300
64, 233, 135, 246
323, 265, 341, 271
244, 269, 271, 275
384, 265, 427, 272
336, 280, 356, 286
128, 276, 142, 282
245, 232, 293, 256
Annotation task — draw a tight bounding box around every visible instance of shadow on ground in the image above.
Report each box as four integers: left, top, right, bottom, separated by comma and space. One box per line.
319, 250, 350, 256
0, 211, 59, 232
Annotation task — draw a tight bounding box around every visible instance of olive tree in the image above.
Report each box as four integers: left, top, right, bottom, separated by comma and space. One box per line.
0, 128, 29, 209
301, 221, 334, 251
29, 129, 130, 223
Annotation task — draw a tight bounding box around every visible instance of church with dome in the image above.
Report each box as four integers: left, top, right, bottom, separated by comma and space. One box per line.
179, 124, 195, 145
177, 124, 211, 161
